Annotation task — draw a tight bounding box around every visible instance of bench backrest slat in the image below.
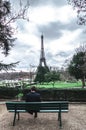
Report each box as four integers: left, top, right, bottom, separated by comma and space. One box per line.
6, 101, 68, 112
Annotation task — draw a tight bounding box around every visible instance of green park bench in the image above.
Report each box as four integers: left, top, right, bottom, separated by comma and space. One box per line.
6, 101, 69, 128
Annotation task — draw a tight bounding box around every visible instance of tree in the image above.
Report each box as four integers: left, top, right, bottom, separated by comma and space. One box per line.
60, 68, 77, 82
0, 0, 29, 71
81, 53, 86, 74
68, 45, 86, 88
34, 66, 49, 84
45, 71, 60, 87
44, 72, 52, 84
68, 0, 86, 25
76, 44, 86, 74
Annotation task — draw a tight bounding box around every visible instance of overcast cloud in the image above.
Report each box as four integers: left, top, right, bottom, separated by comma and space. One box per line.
1, 0, 86, 72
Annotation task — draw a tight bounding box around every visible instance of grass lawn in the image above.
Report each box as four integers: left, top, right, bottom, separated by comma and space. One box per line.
0, 80, 84, 89
34, 81, 83, 89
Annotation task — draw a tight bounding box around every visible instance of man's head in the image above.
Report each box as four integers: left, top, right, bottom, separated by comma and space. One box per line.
31, 86, 37, 92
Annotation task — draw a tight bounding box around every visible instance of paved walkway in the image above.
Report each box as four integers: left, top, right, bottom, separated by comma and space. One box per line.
0, 103, 86, 130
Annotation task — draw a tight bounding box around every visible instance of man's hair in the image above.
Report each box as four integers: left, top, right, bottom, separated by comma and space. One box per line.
31, 86, 37, 91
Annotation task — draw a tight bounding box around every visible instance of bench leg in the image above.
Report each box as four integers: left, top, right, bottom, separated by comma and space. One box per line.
13, 112, 16, 126
13, 112, 20, 126
17, 112, 20, 120
58, 112, 60, 121
58, 112, 62, 129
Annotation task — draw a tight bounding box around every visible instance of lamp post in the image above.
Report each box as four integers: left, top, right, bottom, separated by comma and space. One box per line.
29, 64, 37, 85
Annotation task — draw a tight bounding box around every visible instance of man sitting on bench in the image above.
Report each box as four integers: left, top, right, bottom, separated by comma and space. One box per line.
25, 86, 41, 118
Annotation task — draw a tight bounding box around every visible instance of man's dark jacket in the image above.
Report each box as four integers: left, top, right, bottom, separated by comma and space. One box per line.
26, 92, 41, 102
25, 92, 41, 114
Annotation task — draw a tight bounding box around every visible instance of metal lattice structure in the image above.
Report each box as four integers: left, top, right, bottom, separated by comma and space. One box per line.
39, 35, 47, 67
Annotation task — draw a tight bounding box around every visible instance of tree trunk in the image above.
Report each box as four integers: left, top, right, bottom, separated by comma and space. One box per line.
81, 76, 85, 88
52, 82, 55, 87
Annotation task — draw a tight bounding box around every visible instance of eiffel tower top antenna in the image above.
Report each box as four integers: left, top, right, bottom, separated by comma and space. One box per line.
39, 34, 47, 67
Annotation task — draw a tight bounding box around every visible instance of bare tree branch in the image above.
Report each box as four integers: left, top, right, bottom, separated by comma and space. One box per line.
0, 0, 29, 71
68, 0, 86, 25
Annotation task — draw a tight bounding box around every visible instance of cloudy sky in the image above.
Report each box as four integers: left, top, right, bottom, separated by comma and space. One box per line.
1, 0, 86, 72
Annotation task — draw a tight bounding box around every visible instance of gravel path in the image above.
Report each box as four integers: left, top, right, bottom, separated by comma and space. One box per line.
0, 103, 86, 130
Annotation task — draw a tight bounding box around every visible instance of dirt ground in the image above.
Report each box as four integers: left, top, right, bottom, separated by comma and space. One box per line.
0, 103, 86, 130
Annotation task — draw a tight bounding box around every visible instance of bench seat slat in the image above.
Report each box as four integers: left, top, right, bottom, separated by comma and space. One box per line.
40, 110, 68, 113
9, 110, 26, 112
8, 109, 68, 113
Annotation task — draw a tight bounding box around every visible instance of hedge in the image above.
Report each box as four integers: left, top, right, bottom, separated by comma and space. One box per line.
0, 87, 86, 102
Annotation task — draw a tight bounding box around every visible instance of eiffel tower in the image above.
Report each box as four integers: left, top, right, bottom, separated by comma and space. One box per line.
39, 34, 47, 67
